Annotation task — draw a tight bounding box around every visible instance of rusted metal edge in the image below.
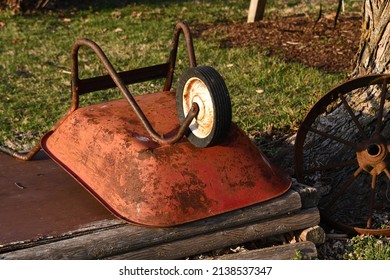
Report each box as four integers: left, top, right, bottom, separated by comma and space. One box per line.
321, 211, 390, 236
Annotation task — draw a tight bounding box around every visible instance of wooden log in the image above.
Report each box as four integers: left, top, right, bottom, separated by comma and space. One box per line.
247, 0, 267, 23
291, 178, 320, 209
296, 225, 326, 245
216, 241, 317, 260
0, 190, 302, 259
106, 208, 320, 260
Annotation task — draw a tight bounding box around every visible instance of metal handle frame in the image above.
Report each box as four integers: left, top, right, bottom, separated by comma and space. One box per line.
1, 21, 198, 160
70, 21, 199, 145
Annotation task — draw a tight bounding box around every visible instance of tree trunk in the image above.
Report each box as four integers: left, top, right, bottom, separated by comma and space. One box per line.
351, 0, 390, 77
0, 0, 51, 12
295, 0, 390, 232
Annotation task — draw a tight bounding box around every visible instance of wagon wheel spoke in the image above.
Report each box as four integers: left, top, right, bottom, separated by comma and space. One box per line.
341, 95, 368, 139
303, 159, 357, 175
384, 168, 390, 180
366, 173, 377, 229
323, 167, 363, 211
374, 78, 388, 135
307, 126, 356, 148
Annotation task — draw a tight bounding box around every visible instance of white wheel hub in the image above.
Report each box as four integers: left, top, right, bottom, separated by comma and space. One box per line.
182, 77, 214, 138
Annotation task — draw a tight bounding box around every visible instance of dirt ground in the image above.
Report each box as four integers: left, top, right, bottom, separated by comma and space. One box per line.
200, 14, 362, 74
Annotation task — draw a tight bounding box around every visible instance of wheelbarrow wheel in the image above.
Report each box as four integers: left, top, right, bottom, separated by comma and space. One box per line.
176, 66, 232, 148
294, 74, 390, 236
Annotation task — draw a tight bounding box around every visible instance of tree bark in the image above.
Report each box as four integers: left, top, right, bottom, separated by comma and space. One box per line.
351, 0, 390, 77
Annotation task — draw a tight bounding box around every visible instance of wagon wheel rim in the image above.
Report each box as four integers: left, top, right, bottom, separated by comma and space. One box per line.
294, 74, 390, 236
182, 77, 215, 139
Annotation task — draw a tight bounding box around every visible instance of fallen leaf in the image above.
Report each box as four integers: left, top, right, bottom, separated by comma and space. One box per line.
256, 89, 264, 94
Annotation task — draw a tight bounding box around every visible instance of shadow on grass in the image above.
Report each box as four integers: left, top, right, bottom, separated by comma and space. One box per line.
51, 0, 183, 10
15, 0, 225, 13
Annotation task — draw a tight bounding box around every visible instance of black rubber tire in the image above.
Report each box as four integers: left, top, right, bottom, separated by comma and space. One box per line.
176, 66, 232, 148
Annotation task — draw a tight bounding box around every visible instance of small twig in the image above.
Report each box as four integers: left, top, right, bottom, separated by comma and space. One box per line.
314, 3, 323, 26
326, 233, 349, 240
334, 0, 343, 29
35, 0, 50, 9
14, 182, 26, 189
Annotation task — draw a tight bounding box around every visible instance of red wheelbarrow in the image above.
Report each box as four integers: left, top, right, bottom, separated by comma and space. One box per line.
1, 22, 291, 227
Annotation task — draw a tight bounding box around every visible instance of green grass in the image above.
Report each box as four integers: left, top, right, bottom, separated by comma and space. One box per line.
344, 235, 390, 260
0, 0, 348, 150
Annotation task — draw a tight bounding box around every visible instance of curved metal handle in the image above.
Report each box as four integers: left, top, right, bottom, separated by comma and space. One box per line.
173, 21, 197, 68
164, 21, 197, 91
71, 38, 198, 145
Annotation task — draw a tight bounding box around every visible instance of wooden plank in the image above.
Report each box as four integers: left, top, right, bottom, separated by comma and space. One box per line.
247, 0, 267, 23
0, 151, 115, 245
106, 208, 320, 260
0, 219, 124, 253
0, 190, 302, 259
216, 241, 317, 260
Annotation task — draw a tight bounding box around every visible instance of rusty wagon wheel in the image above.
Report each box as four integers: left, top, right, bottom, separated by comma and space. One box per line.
294, 74, 390, 236
176, 66, 232, 148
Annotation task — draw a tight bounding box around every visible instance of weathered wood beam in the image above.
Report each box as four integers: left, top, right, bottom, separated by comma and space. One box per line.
0, 190, 302, 259
107, 208, 319, 260
291, 179, 320, 209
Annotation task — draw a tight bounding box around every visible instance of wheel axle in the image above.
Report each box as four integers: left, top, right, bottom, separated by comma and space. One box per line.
356, 135, 389, 176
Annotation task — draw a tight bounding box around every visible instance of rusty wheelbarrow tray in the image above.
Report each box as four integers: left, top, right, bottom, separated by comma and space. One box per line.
1, 22, 291, 227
